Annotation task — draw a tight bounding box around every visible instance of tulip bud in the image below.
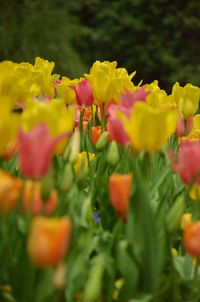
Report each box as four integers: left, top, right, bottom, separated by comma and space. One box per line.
69, 130, 80, 163
109, 173, 133, 220
181, 213, 192, 230
91, 126, 101, 145
53, 262, 66, 289
60, 163, 74, 192
0, 170, 22, 215
171, 248, 178, 256
184, 222, 200, 257
96, 131, 109, 150
166, 195, 185, 233
107, 141, 120, 166
40, 172, 54, 201
83, 255, 105, 302
189, 185, 200, 200
27, 216, 72, 267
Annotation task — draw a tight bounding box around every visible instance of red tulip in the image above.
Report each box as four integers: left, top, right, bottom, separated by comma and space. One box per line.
18, 123, 65, 179
69, 79, 94, 108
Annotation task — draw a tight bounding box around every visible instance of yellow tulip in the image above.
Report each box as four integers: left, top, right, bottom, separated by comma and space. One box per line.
189, 185, 200, 200
119, 102, 178, 152
0, 101, 20, 154
56, 76, 77, 104
172, 82, 200, 119
185, 114, 200, 142
85, 60, 135, 103
73, 152, 95, 174
181, 213, 192, 229
21, 98, 75, 153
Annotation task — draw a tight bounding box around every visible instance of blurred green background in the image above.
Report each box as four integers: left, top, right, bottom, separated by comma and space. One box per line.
0, 0, 199, 91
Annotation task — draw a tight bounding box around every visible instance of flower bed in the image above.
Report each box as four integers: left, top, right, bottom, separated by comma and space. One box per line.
0, 57, 200, 302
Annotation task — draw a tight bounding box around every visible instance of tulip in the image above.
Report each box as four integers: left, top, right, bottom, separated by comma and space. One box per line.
120, 86, 149, 109
22, 180, 58, 216
92, 126, 102, 145
56, 76, 76, 105
119, 102, 177, 152
184, 222, 200, 257
73, 152, 95, 175
27, 216, 72, 267
189, 185, 200, 200
0, 170, 22, 215
69, 79, 94, 108
169, 141, 200, 185
21, 98, 75, 154
109, 173, 132, 220
107, 105, 130, 145
172, 82, 200, 119
85, 60, 135, 103
18, 123, 66, 179
181, 213, 192, 230
176, 116, 193, 137
1, 141, 18, 161
184, 114, 200, 142
107, 141, 120, 166
96, 131, 109, 150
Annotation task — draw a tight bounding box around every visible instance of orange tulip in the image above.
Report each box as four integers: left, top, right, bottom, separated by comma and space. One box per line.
109, 173, 132, 220
1, 141, 18, 161
27, 216, 72, 267
184, 222, 200, 257
92, 126, 102, 145
0, 170, 22, 215
22, 180, 58, 216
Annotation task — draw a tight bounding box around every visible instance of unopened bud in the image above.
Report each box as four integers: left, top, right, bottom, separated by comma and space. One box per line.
181, 213, 192, 230
107, 141, 120, 166
166, 195, 185, 233
69, 130, 80, 163
60, 163, 74, 192
53, 262, 66, 289
41, 172, 54, 201
84, 255, 105, 302
96, 131, 109, 150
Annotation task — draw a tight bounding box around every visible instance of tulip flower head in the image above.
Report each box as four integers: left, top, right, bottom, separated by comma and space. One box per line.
69, 79, 94, 108
0, 170, 22, 215
22, 180, 58, 216
27, 216, 72, 267
184, 222, 200, 257
109, 173, 132, 220
118, 102, 177, 152
107, 105, 130, 145
18, 123, 66, 179
120, 85, 149, 109
169, 141, 200, 185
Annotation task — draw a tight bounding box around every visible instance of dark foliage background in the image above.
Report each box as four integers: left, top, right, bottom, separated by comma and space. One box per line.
0, 0, 199, 91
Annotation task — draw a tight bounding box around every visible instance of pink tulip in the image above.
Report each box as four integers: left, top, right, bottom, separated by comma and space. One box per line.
69, 79, 94, 108
176, 116, 193, 137
107, 105, 130, 145
18, 123, 66, 179
120, 85, 149, 109
169, 141, 200, 185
